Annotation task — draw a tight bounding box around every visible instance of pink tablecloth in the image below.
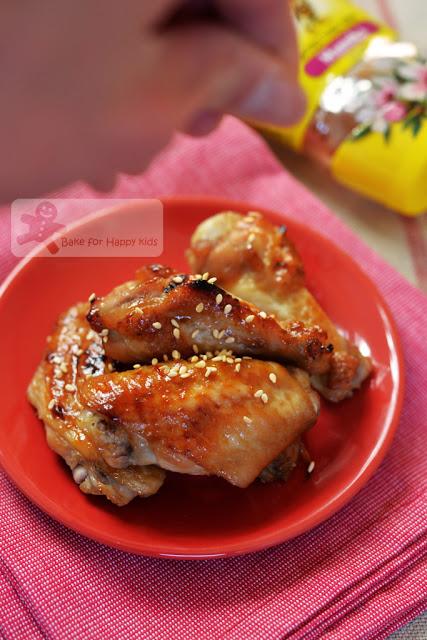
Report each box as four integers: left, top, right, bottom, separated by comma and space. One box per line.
0, 118, 426, 640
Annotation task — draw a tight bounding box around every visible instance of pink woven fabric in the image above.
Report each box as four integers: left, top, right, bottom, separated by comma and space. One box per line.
0, 118, 426, 640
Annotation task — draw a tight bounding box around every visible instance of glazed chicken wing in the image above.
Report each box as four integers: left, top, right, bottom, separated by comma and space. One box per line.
87, 264, 332, 375
79, 358, 319, 488
187, 211, 372, 402
28, 298, 319, 504
28, 304, 165, 505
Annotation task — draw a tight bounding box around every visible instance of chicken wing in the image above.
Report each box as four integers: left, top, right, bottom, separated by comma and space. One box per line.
87, 264, 333, 375
28, 303, 165, 505
28, 300, 319, 503
79, 357, 320, 488
187, 211, 372, 402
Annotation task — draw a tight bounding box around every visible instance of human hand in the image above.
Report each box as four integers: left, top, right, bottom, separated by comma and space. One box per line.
0, 0, 304, 201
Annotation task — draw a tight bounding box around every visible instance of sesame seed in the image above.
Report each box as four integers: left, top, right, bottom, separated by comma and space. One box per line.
65, 383, 76, 392
86, 330, 97, 340
60, 362, 68, 373
259, 311, 267, 319
208, 277, 217, 284
190, 355, 199, 363
151, 358, 158, 365
202, 272, 209, 280
107, 363, 115, 372
103, 336, 108, 343
195, 360, 206, 368
48, 399, 55, 410
243, 356, 252, 360
100, 329, 109, 337
243, 416, 252, 424
307, 461, 315, 474
133, 364, 141, 369
191, 329, 200, 339
245, 315, 255, 323
218, 330, 225, 339
225, 336, 235, 344
165, 376, 171, 382
269, 373, 277, 384
193, 344, 199, 354
201, 354, 208, 361
194, 274, 203, 280
226, 357, 234, 364
216, 293, 223, 305
205, 366, 217, 378
179, 365, 187, 375
235, 358, 242, 363
196, 303, 204, 313
173, 328, 181, 340
172, 350, 181, 360
254, 389, 264, 398
173, 276, 184, 284
224, 304, 232, 315
132, 307, 143, 315
88, 292, 96, 303
153, 322, 162, 330
261, 393, 268, 404
235, 363, 241, 372
168, 370, 178, 377
163, 354, 169, 362
212, 355, 222, 362
171, 319, 179, 328
181, 372, 192, 379
248, 233, 255, 243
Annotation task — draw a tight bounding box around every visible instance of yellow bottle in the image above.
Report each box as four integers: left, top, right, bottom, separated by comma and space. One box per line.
254, 0, 427, 216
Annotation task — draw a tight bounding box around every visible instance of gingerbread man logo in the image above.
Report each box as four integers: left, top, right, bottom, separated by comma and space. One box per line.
17, 201, 65, 253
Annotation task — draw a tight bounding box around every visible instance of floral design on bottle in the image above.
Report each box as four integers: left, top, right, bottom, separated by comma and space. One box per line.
304, 54, 427, 164
350, 58, 427, 141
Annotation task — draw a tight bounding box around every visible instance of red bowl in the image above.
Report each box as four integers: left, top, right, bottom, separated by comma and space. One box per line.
0, 197, 404, 559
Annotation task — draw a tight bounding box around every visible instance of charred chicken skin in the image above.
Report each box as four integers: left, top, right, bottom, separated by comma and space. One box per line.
187, 211, 372, 402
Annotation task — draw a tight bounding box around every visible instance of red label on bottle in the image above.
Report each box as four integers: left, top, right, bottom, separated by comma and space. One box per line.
305, 21, 378, 77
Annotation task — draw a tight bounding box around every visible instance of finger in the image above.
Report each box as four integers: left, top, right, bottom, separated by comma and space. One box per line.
97, 16, 305, 180
215, 0, 299, 68
149, 22, 305, 127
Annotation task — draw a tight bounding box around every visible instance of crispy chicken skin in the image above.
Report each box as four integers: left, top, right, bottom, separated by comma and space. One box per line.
87, 264, 332, 375
79, 360, 319, 488
28, 304, 165, 505
187, 211, 372, 402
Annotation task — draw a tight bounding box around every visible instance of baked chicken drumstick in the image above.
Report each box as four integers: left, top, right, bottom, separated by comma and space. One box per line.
87, 264, 333, 375
187, 211, 372, 402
